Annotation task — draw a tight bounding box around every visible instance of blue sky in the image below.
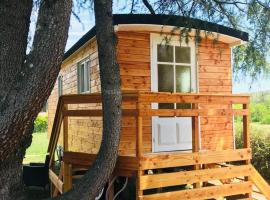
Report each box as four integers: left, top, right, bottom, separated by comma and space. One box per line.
67, 8, 270, 94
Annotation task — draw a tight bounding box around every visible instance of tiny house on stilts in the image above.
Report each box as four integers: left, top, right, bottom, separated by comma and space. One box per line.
46, 14, 270, 199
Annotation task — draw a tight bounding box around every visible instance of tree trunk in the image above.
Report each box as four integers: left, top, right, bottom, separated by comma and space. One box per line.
0, 0, 72, 198
0, 131, 32, 200
57, 0, 122, 199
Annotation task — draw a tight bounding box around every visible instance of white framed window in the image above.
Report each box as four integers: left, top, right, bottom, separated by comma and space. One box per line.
151, 34, 197, 109
58, 75, 63, 97
77, 58, 90, 94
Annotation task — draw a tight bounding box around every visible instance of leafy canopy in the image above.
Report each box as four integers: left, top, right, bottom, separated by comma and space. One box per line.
122, 0, 270, 80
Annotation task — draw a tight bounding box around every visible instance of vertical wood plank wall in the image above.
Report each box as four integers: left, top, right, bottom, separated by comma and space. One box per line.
47, 31, 233, 155
198, 39, 233, 150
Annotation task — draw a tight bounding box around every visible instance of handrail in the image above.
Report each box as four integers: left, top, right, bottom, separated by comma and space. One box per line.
47, 92, 251, 198
250, 165, 270, 199
47, 96, 64, 166
47, 92, 250, 165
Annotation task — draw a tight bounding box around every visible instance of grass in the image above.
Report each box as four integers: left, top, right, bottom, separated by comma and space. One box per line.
23, 132, 49, 164
234, 122, 270, 137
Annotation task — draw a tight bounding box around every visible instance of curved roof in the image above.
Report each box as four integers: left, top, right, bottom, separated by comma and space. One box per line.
64, 14, 249, 60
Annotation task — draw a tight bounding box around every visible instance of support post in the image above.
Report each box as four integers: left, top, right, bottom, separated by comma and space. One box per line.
63, 162, 72, 192
243, 103, 252, 198
136, 102, 143, 200
53, 161, 64, 197
63, 104, 69, 151
192, 103, 200, 188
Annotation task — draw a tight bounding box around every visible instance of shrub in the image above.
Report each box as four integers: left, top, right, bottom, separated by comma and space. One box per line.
261, 115, 270, 124
34, 114, 48, 133
235, 123, 270, 182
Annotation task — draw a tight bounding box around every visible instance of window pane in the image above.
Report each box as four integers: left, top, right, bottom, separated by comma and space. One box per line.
159, 103, 174, 109
176, 65, 191, 93
58, 76, 62, 97
158, 64, 174, 92
80, 64, 85, 92
176, 103, 191, 109
158, 64, 174, 109
175, 46, 190, 63
84, 61, 90, 92
157, 45, 173, 62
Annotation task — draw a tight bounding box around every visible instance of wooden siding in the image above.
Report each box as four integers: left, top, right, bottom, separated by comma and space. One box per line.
198, 39, 233, 150
118, 32, 151, 155
47, 31, 233, 155
47, 39, 102, 153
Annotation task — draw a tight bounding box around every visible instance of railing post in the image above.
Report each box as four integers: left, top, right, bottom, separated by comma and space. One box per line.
192, 103, 200, 188
243, 103, 252, 198
63, 162, 72, 193
243, 104, 250, 151
63, 104, 69, 152
136, 102, 143, 200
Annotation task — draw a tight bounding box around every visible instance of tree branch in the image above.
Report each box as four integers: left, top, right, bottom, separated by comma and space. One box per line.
142, 0, 155, 14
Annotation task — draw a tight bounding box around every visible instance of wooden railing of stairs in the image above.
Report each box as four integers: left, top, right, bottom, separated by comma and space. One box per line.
46, 92, 270, 199
250, 165, 270, 199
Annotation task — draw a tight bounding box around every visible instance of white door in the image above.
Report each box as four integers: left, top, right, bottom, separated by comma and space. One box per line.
151, 34, 197, 152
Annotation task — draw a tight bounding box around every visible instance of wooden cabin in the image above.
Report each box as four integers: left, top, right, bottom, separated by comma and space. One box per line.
47, 14, 270, 199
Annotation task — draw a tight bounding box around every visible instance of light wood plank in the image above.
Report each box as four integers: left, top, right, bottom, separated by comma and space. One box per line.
140, 165, 252, 190
49, 169, 63, 194
140, 148, 252, 169
250, 165, 270, 199
142, 182, 253, 200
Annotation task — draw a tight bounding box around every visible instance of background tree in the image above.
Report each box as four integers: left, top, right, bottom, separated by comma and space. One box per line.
0, 0, 121, 199
0, 0, 72, 199
130, 0, 270, 80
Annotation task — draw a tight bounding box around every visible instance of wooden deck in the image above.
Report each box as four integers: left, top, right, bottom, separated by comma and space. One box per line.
47, 92, 270, 199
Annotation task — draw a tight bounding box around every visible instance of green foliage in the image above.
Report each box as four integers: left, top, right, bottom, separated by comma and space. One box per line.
235, 122, 270, 182
262, 115, 270, 124
248, 92, 270, 124
34, 114, 48, 133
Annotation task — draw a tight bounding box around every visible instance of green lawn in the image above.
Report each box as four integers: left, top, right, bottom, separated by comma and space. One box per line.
235, 122, 270, 137
23, 132, 49, 164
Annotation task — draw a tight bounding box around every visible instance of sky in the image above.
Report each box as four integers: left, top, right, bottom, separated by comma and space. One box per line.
66, 5, 270, 94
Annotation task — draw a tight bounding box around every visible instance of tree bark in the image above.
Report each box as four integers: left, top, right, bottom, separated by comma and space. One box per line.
0, 0, 72, 198
57, 0, 122, 199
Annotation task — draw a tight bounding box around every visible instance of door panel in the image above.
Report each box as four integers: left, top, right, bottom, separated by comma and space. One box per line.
153, 117, 192, 152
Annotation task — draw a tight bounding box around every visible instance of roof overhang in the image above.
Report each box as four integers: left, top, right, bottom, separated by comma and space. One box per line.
63, 14, 249, 62
115, 24, 246, 47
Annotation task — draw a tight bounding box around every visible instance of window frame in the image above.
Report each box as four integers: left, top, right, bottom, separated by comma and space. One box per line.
58, 75, 63, 97
77, 58, 90, 94
150, 33, 197, 109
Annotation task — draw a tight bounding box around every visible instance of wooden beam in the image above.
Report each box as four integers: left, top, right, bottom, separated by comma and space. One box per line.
138, 108, 248, 117
63, 162, 72, 193
137, 92, 249, 104
49, 169, 63, 194
192, 103, 200, 188
140, 148, 252, 170
61, 92, 138, 104
63, 152, 138, 171
141, 181, 253, 200
250, 165, 270, 199
53, 162, 64, 197
63, 105, 69, 151
139, 165, 252, 190
62, 109, 137, 117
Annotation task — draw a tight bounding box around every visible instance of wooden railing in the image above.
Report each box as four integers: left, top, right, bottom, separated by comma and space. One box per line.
48, 92, 255, 198
250, 165, 270, 199
47, 92, 138, 196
